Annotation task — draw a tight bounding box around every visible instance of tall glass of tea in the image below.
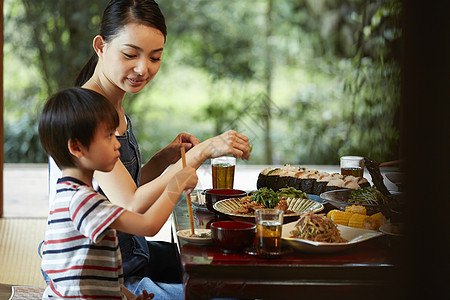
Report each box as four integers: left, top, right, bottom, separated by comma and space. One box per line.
211, 156, 236, 189
340, 156, 364, 177
255, 209, 284, 254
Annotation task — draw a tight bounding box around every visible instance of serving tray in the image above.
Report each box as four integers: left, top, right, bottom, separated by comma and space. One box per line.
213, 197, 323, 223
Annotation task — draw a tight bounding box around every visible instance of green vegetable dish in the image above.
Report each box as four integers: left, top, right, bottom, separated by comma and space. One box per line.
348, 187, 387, 205
251, 187, 310, 209
277, 187, 309, 199
251, 187, 279, 208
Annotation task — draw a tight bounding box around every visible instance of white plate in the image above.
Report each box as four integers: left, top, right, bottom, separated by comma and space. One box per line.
282, 221, 384, 253
177, 229, 213, 245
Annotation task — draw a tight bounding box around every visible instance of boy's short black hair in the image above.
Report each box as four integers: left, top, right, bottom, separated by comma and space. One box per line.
39, 87, 119, 169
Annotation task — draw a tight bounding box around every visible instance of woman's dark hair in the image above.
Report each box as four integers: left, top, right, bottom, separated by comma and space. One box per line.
75, 0, 167, 86
39, 87, 119, 169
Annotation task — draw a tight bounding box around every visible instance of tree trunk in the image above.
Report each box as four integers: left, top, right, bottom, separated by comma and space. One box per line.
263, 0, 274, 164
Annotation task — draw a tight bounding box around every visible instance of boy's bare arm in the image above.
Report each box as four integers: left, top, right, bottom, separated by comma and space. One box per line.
110, 166, 198, 237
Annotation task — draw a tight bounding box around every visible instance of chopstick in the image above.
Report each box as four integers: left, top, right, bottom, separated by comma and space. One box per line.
379, 160, 402, 167
180, 147, 195, 236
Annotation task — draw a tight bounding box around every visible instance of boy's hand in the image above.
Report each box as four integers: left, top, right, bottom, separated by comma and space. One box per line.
167, 166, 198, 204
136, 289, 154, 300
122, 286, 154, 300
181, 166, 198, 195
173, 166, 198, 193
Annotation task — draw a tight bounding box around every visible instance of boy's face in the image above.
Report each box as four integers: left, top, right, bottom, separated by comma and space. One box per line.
80, 123, 121, 173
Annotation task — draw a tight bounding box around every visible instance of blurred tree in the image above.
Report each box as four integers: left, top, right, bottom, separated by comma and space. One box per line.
340, 0, 401, 162
160, 0, 401, 164
3, 0, 401, 166
20, 0, 108, 92
3, 0, 108, 162
279, 0, 401, 164
160, 0, 277, 163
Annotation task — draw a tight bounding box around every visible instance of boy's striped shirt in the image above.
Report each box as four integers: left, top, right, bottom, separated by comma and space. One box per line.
41, 177, 126, 299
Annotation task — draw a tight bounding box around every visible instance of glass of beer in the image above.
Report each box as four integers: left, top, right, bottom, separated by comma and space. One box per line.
255, 209, 284, 254
340, 156, 364, 177
211, 156, 236, 189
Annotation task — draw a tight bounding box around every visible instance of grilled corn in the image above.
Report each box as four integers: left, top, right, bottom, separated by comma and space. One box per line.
327, 210, 352, 226
345, 205, 367, 215
370, 212, 387, 230
348, 213, 375, 230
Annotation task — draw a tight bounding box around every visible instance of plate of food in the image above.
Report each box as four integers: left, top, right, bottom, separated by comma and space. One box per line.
281, 211, 383, 253
177, 229, 213, 245
213, 187, 324, 223
320, 187, 392, 216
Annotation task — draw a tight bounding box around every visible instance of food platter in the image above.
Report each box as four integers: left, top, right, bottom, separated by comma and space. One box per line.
320, 189, 390, 216
282, 221, 383, 253
213, 197, 324, 223
177, 229, 213, 245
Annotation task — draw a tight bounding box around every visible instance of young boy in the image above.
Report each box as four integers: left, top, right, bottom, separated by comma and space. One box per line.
38, 87, 197, 299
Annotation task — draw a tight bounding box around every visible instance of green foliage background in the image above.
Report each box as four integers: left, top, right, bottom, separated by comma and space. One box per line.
3, 0, 402, 166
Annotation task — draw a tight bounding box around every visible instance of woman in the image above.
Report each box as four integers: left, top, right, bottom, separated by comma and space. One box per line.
47, 0, 250, 298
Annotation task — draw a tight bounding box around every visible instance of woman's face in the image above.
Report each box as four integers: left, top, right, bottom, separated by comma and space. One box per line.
99, 23, 165, 94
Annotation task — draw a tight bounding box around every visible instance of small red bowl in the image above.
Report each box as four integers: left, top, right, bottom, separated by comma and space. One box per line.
211, 221, 256, 253
205, 189, 247, 214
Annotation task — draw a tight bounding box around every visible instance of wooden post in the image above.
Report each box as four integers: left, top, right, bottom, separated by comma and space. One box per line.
1, 0, 4, 217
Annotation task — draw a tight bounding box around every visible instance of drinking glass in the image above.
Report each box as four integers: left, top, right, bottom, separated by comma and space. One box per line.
340, 156, 364, 177
255, 209, 284, 254
211, 156, 236, 189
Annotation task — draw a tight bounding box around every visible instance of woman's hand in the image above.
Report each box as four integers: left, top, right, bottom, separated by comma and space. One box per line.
203, 130, 250, 160
159, 132, 200, 165
140, 132, 200, 185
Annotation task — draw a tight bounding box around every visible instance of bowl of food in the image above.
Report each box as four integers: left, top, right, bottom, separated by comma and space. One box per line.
320, 187, 391, 216
211, 221, 256, 253
205, 189, 247, 214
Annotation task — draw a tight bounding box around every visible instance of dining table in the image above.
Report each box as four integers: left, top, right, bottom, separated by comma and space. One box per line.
172, 194, 406, 300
